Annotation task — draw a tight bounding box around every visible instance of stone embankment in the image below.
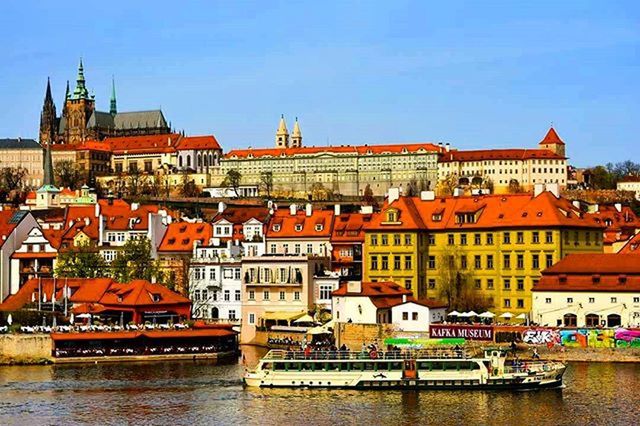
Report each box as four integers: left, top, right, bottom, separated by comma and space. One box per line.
0, 334, 52, 365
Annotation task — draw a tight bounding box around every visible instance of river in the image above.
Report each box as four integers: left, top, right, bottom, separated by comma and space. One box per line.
1, 346, 638, 425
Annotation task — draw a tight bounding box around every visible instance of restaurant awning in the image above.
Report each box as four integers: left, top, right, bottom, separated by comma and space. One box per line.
262, 311, 305, 321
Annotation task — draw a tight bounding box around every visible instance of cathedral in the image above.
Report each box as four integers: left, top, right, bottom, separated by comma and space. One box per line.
39, 60, 171, 145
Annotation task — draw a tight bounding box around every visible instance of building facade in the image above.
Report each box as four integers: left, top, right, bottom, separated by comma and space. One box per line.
0, 138, 44, 188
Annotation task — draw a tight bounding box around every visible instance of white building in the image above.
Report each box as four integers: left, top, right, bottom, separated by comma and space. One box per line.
313, 271, 341, 312
617, 177, 640, 201
0, 210, 39, 301
390, 301, 447, 332
532, 253, 640, 328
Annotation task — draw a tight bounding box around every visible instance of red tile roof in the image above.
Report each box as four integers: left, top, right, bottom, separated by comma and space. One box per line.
175, 135, 221, 151
539, 127, 565, 146
535, 254, 640, 292
104, 133, 181, 155
267, 208, 334, 239
619, 175, 640, 183
210, 206, 271, 225
50, 144, 77, 151
332, 281, 412, 297
225, 142, 442, 160
77, 140, 112, 152
619, 233, 640, 254
439, 148, 565, 163
367, 192, 605, 231
331, 212, 372, 243
0, 210, 20, 248
158, 222, 213, 253
99, 200, 163, 231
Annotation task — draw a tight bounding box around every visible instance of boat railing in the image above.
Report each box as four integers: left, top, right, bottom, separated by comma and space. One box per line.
503, 360, 562, 374
261, 348, 472, 361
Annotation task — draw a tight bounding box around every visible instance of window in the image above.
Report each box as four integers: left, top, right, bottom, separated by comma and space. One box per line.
270, 243, 276, 254
194, 290, 201, 301
248, 313, 255, 324
460, 234, 467, 245
263, 291, 270, 300
294, 291, 300, 301
503, 254, 511, 269
517, 279, 524, 291
545, 298, 552, 304
224, 290, 230, 301
402, 312, 409, 321
634, 297, 640, 303
404, 279, 412, 290
404, 234, 412, 245
486, 233, 494, 245
212, 291, 217, 301
224, 268, 234, 279
504, 299, 511, 308
532, 231, 540, 244
279, 291, 286, 301
474, 279, 481, 289
235, 290, 241, 301
567, 297, 573, 304
474, 234, 481, 245
248, 290, 255, 301
412, 312, 418, 321
503, 232, 511, 244
474, 255, 481, 269
427, 234, 435, 245
516, 254, 524, 269
294, 243, 301, 254
228, 310, 237, 320
448, 234, 454, 245
532, 254, 540, 269
371, 256, 378, 270
404, 256, 412, 270
486, 255, 494, 269
428, 256, 436, 269
487, 279, 494, 289
381, 235, 388, 245
460, 255, 467, 269
319, 285, 333, 300
546, 254, 554, 268
235, 268, 241, 280
585, 314, 599, 327
428, 278, 436, 289
611, 297, 617, 303
201, 289, 208, 301
503, 279, 511, 290
381, 256, 389, 270
394, 234, 401, 245
394, 256, 401, 270
516, 232, 524, 244
589, 297, 595, 303
209, 269, 216, 280
371, 235, 378, 246
306, 244, 313, 254
545, 231, 553, 243
517, 299, 524, 309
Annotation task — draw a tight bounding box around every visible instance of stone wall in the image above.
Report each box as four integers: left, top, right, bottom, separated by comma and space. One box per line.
0, 334, 52, 363
334, 323, 400, 349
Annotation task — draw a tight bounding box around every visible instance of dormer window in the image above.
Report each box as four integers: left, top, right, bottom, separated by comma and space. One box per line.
295, 224, 303, 232
151, 293, 161, 302
315, 224, 323, 232
385, 209, 398, 223
432, 213, 442, 222
273, 224, 281, 232
592, 274, 601, 284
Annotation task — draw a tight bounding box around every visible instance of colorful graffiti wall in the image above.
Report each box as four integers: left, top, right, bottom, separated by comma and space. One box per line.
522, 328, 640, 348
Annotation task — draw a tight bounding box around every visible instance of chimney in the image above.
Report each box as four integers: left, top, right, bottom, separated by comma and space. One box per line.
17, 137, 21, 143
334, 204, 341, 216
305, 203, 312, 217
218, 201, 226, 214
445, 142, 450, 152
420, 190, 435, 201
453, 188, 463, 197
402, 294, 407, 303
84, 217, 90, 226
572, 200, 581, 209
388, 187, 400, 204
131, 202, 139, 211
289, 204, 297, 216
168, 137, 171, 146
533, 183, 545, 197
347, 281, 362, 294
546, 183, 560, 198
594, 204, 599, 213
615, 203, 622, 212
360, 205, 373, 214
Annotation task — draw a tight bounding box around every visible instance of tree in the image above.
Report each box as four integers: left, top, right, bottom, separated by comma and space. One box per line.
0, 166, 28, 192
259, 171, 274, 198
54, 242, 108, 278
179, 171, 199, 198
436, 247, 491, 312
111, 237, 163, 283
362, 184, 375, 205
222, 169, 242, 197
437, 175, 458, 197
590, 165, 616, 190
54, 160, 83, 189
405, 178, 419, 197
508, 179, 524, 194
310, 182, 332, 201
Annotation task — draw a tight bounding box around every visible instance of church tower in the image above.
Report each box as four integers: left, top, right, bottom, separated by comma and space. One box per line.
64, 59, 95, 144
39, 78, 58, 146
539, 126, 566, 157
275, 114, 289, 148
290, 117, 303, 148
110, 76, 117, 116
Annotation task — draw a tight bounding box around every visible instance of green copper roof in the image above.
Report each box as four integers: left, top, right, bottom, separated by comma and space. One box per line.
71, 58, 90, 100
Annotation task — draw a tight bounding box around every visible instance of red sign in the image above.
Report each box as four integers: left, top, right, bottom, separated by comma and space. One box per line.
429, 325, 494, 341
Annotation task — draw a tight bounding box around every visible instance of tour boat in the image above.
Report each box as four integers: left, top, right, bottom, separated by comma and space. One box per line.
243, 348, 566, 390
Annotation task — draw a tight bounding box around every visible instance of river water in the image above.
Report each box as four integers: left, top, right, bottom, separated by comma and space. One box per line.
1, 346, 638, 426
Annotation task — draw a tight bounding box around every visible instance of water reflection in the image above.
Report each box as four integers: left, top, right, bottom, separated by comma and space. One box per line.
1, 347, 638, 426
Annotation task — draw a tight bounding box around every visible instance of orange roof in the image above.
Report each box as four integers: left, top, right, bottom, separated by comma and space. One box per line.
619, 233, 640, 254
104, 133, 181, 154
158, 222, 213, 252
77, 140, 112, 152
98, 199, 162, 231
50, 328, 235, 342
0, 210, 21, 248
267, 208, 334, 239
26, 191, 36, 200
367, 192, 605, 231
50, 144, 77, 151
539, 127, 565, 145
58, 205, 100, 244
535, 254, 640, 292
332, 281, 412, 297
210, 206, 270, 225
225, 142, 442, 160
439, 148, 565, 163
331, 212, 372, 243
0, 278, 190, 311
176, 135, 221, 151
42, 228, 64, 249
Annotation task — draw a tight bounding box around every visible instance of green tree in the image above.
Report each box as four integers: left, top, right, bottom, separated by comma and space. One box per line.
111, 237, 163, 283
222, 169, 242, 197
590, 165, 616, 189
54, 160, 84, 189
54, 242, 108, 278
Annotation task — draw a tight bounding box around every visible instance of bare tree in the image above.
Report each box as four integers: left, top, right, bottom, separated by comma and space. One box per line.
0, 166, 28, 191
260, 171, 274, 198
437, 175, 458, 197
54, 160, 84, 189
222, 169, 242, 197
436, 246, 491, 312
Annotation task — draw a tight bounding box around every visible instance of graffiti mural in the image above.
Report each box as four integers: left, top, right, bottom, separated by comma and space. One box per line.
522, 329, 560, 346
522, 327, 640, 348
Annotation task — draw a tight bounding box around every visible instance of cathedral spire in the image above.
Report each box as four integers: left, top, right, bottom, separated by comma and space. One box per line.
110, 76, 117, 116
39, 78, 57, 146
291, 117, 303, 148
275, 114, 289, 148
72, 58, 89, 99
44, 77, 53, 103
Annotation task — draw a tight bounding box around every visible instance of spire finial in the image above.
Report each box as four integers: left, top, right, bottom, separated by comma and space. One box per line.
110, 75, 117, 115
44, 77, 53, 102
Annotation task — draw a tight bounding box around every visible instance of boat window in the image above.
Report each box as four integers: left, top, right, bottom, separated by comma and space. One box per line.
273, 363, 286, 371
390, 362, 403, 371
262, 363, 272, 370
418, 362, 430, 370
364, 362, 375, 371
431, 362, 443, 371
340, 362, 350, 371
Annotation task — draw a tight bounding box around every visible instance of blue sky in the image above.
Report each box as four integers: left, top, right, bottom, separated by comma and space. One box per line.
0, 1, 638, 166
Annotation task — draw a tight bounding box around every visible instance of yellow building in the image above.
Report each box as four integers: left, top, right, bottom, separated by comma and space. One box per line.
363, 186, 605, 315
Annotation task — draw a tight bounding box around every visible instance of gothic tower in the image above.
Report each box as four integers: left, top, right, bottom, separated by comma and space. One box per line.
64, 59, 95, 144
290, 117, 303, 148
110, 76, 117, 116
275, 114, 289, 148
539, 126, 566, 157
39, 78, 58, 146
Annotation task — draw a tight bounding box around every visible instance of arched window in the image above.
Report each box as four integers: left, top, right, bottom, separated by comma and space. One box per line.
209, 153, 214, 166
187, 155, 191, 168
211, 307, 219, 319
203, 155, 208, 168
178, 156, 183, 168
607, 314, 621, 328
197, 154, 202, 168
585, 314, 600, 327
563, 313, 577, 327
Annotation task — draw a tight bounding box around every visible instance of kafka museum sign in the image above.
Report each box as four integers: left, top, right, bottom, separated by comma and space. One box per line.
430, 325, 494, 341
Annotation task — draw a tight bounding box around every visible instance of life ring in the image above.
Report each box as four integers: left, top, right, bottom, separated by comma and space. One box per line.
369, 350, 378, 359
